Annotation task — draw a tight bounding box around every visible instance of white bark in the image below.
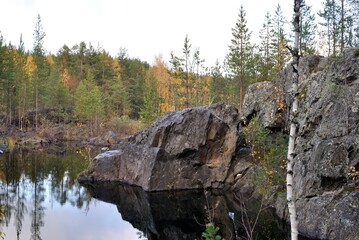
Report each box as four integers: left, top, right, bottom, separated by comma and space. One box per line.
287, 1, 301, 240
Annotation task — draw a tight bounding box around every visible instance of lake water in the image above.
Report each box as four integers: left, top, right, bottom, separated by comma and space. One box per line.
0, 147, 307, 240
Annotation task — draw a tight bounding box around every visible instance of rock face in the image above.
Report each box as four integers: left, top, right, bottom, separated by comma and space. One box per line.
79, 103, 242, 191
240, 49, 359, 240
79, 49, 359, 239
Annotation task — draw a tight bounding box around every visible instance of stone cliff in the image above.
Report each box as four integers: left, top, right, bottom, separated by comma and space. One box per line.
78, 49, 359, 239
240, 49, 359, 240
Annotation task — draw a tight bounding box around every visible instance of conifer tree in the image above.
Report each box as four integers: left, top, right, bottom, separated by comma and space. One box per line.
74, 72, 104, 134
140, 69, 160, 124
300, 0, 316, 54
271, 4, 291, 73
349, 0, 359, 46
119, 57, 148, 119
209, 60, 227, 103
258, 12, 275, 81
32, 14, 50, 130
152, 55, 173, 113
226, 5, 253, 112
1, 43, 17, 124
192, 48, 205, 106
105, 59, 129, 117
15, 35, 30, 129
318, 0, 341, 56
183, 35, 191, 108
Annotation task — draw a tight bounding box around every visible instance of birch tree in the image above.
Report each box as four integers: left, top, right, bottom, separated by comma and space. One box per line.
287, 0, 301, 239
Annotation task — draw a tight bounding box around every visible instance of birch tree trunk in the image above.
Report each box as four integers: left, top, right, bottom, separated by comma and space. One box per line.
287, 1, 301, 239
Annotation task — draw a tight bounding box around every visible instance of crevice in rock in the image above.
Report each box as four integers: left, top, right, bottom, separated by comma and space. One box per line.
235, 166, 250, 179
267, 126, 283, 133
240, 110, 257, 127
176, 148, 198, 160
347, 145, 356, 161
304, 194, 317, 199
320, 176, 347, 190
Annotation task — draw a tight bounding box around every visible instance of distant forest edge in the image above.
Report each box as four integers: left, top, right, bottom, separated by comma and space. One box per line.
0, 0, 358, 132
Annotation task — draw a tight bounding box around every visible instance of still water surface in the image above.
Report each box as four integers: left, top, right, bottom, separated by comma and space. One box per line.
0, 147, 296, 240
0, 148, 141, 240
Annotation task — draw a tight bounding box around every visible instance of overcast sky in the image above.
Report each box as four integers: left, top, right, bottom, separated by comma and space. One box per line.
0, 0, 322, 67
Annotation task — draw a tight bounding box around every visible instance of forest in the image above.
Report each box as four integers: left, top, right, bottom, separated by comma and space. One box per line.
0, 0, 358, 134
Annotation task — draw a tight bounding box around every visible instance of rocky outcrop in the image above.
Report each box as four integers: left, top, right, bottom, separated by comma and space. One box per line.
79, 49, 359, 239
240, 49, 359, 240
240, 81, 286, 129
79, 103, 244, 191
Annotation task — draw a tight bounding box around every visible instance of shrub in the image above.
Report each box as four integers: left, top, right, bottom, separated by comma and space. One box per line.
201, 223, 222, 240
243, 117, 287, 191
106, 115, 145, 136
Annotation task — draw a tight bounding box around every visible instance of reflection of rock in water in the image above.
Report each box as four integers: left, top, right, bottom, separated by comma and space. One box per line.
82, 183, 291, 240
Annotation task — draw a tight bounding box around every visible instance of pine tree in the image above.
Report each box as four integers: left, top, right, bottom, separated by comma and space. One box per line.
349, 0, 359, 46
258, 12, 277, 82
271, 4, 291, 73
74, 73, 104, 134
56, 44, 78, 90
106, 59, 129, 117
140, 69, 161, 124
119, 57, 148, 119
1, 43, 17, 124
44, 59, 71, 109
32, 14, 50, 130
209, 60, 226, 103
226, 5, 254, 112
15, 35, 30, 130
73, 41, 87, 80
169, 51, 184, 110
152, 55, 173, 113
342, 0, 359, 47
183, 35, 191, 108
192, 48, 205, 106
318, 0, 341, 56
300, 0, 316, 54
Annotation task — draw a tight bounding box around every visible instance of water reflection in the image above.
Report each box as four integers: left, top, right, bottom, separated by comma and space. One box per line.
0, 148, 142, 240
1, 149, 306, 240
83, 183, 292, 240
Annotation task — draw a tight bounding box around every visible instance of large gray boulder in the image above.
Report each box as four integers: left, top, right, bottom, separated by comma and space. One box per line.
241, 49, 359, 240
78, 103, 242, 191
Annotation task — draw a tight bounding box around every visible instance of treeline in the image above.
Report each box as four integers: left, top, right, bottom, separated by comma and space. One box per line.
0, 0, 358, 130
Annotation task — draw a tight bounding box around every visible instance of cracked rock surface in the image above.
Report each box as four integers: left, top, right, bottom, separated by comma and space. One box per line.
79, 103, 243, 191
